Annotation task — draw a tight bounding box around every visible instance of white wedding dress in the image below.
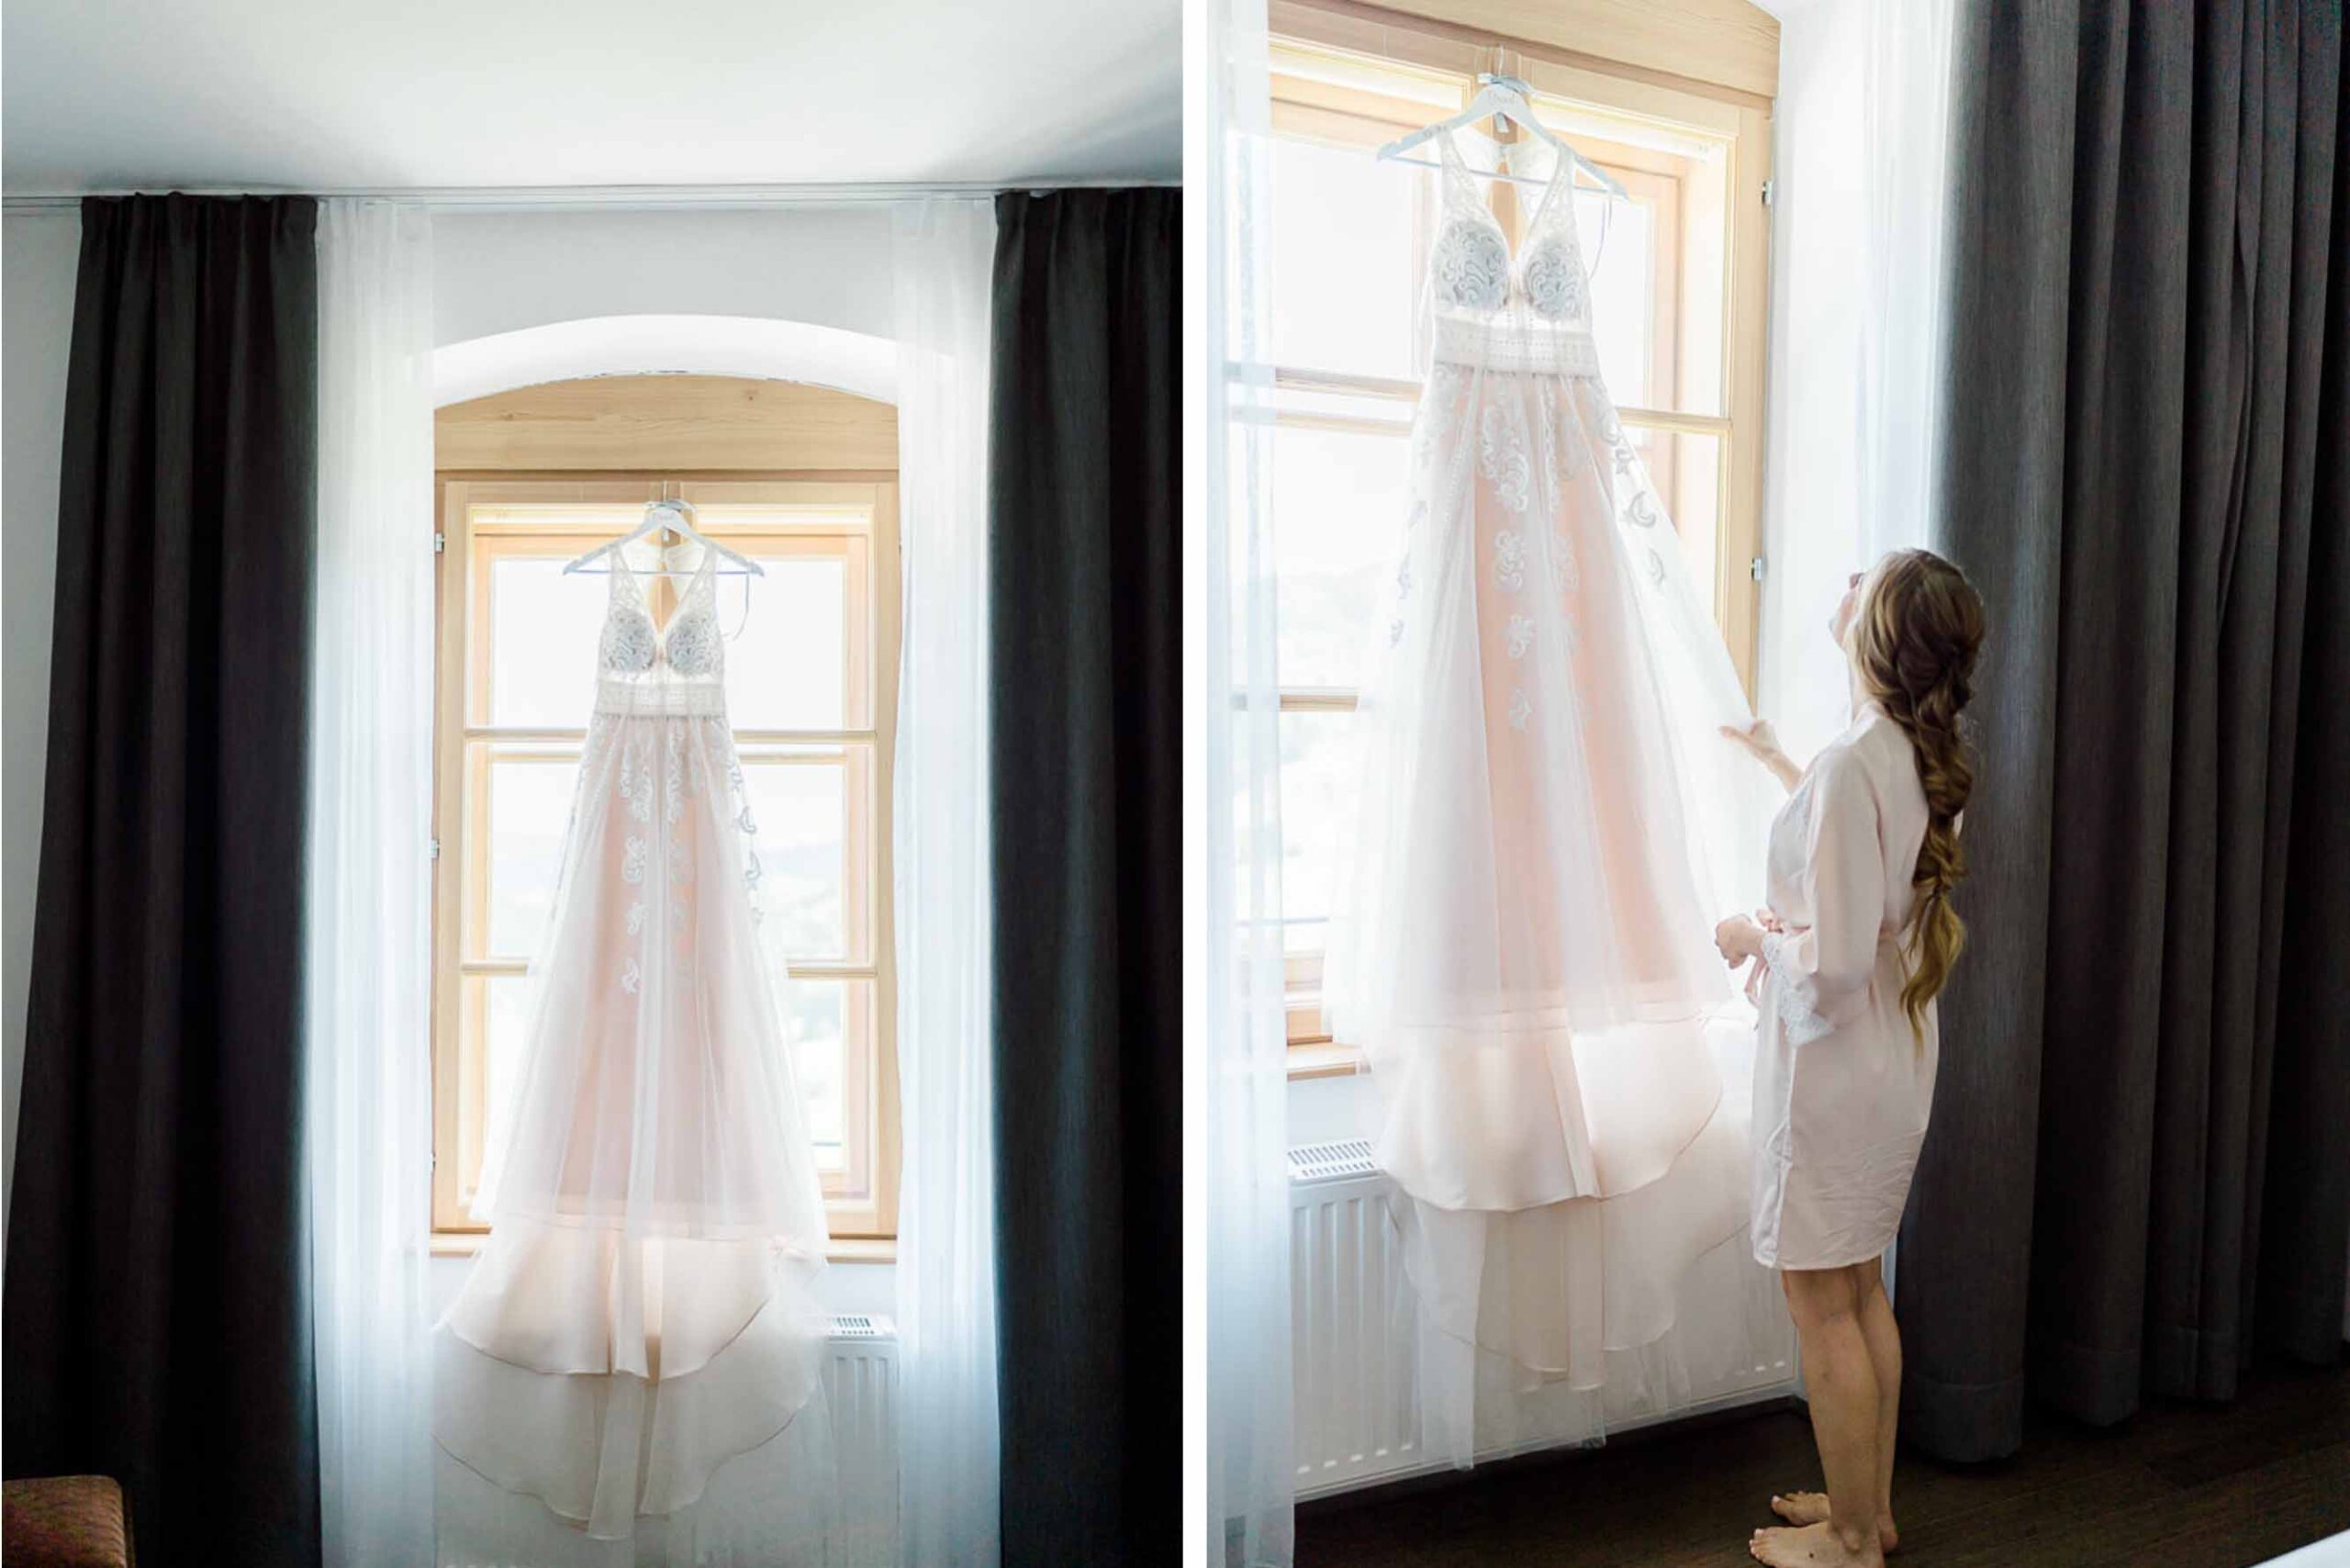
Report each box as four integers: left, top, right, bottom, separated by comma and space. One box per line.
1327, 128, 1784, 1462
433, 541, 834, 1551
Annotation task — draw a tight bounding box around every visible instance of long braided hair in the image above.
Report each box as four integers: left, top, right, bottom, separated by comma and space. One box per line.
1848, 549, 1985, 1037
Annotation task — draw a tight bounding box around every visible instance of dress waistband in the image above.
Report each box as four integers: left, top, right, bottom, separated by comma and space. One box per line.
593, 678, 728, 717
1432, 315, 1603, 376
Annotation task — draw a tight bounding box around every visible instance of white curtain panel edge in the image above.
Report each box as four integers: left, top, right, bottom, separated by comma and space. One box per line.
890, 195, 1003, 1568
308, 196, 440, 1568
1192, 0, 1297, 1556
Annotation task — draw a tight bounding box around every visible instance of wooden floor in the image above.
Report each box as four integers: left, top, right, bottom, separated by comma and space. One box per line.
1298, 1354, 2350, 1567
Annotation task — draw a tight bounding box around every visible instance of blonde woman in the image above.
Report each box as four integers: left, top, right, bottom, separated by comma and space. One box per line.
1715, 550, 1986, 1568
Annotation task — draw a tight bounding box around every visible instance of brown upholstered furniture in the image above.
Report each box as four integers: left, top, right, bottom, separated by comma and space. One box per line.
2, 1475, 132, 1568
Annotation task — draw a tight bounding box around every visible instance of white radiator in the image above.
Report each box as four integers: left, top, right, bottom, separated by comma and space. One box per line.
1288, 1139, 1425, 1495
1287, 1139, 1798, 1499
822, 1314, 902, 1567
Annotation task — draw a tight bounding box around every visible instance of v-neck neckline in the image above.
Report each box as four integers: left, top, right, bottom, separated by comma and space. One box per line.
1438, 124, 1572, 265
616, 547, 713, 640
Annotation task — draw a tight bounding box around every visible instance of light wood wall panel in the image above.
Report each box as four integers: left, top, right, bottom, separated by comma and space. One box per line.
436, 375, 898, 473
1285, 0, 1780, 104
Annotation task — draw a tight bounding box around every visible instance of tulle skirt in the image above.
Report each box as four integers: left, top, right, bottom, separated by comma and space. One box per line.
434, 698, 834, 1547
1399, 1014, 1796, 1466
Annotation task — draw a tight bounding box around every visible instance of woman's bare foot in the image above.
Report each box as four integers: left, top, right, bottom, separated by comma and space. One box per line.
1749, 1519, 1886, 1567
1770, 1492, 1898, 1552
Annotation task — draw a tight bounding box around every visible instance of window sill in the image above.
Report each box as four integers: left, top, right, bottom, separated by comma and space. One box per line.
429, 1232, 899, 1265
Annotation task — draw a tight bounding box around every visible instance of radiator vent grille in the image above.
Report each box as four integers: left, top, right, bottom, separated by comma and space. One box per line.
829, 1313, 894, 1341
1288, 1137, 1379, 1184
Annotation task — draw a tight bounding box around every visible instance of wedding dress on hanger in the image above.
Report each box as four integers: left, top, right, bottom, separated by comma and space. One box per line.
433, 537, 834, 1549
1327, 123, 1782, 1463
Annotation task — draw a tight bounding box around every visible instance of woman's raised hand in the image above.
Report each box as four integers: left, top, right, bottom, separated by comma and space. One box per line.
1714, 913, 1766, 968
1719, 720, 1803, 794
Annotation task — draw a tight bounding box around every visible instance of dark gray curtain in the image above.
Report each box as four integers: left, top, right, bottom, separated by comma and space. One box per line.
1903, 1, 2348, 1462
3, 195, 321, 1564
988, 187, 1181, 1565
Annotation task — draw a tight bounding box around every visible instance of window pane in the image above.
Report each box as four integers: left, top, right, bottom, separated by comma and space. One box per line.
723, 554, 849, 731
1578, 187, 1661, 409
1275, 424, 1411, 690
488, 554, 609, 729
1279, 707, 1357, 957
484, 753, 580, 960
466, 972, 534, 1215
1270, 135, 1431, 382
742, 751, 851, 965
780, 975, 850, 1174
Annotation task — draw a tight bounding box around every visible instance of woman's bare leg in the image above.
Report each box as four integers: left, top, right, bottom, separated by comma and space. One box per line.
1751, 1265, 1885, 1567
1774, 1255, 1902, 1551
1852, 1258, 1901, 1548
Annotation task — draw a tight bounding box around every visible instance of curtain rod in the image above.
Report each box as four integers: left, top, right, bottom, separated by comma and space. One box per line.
2, 176, 1179, 215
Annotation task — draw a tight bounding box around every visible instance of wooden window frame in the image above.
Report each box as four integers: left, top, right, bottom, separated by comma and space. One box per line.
1264, 4, 1774, 1071
428, 377, 902, 1253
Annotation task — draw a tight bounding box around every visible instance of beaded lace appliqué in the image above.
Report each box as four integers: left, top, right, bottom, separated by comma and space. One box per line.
707, 718, 766, 918
1494, 530, 1527, 593
1550, 529, 1579, 595
1601, 413, 1638, 480
1479, 406, 1533, 515
619, 735, 655, 824
1522, 241, 1584, 322
600, 609, 658, 674
663, 727, 687, 824
1434, 221, 1510, 312
665, 609, 721, 678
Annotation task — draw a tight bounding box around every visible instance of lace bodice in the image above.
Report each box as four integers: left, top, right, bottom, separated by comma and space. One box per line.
1429, 129, 1592, 322
596, 545, 726, 711
1427, 128, 1602, 376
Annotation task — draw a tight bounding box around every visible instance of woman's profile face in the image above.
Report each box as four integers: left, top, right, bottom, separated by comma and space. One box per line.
1830, 569, 1866, 647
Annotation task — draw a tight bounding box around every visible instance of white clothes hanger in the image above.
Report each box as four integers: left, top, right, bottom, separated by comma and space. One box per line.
564, 498, 766, 579
1377, 73, 1630, 203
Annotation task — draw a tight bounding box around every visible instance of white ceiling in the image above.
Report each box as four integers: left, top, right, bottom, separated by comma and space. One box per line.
3, 0, 1181, 194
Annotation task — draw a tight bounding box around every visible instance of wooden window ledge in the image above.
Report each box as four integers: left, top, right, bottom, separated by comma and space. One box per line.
1288, 1043, 1367, 1081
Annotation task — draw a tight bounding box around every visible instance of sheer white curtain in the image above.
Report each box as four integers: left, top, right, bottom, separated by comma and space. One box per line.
1757, 0, 1957, 759
1188, 0, 1293, 1556
308, 197, 438, 1568
891, 196, 1002, 1568
1857, 0, 1956, 565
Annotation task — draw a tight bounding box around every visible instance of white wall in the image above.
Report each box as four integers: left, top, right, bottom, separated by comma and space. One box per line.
429, 207, 895, 350
2, 209, 80, 1240
0, 205, 900, 1301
